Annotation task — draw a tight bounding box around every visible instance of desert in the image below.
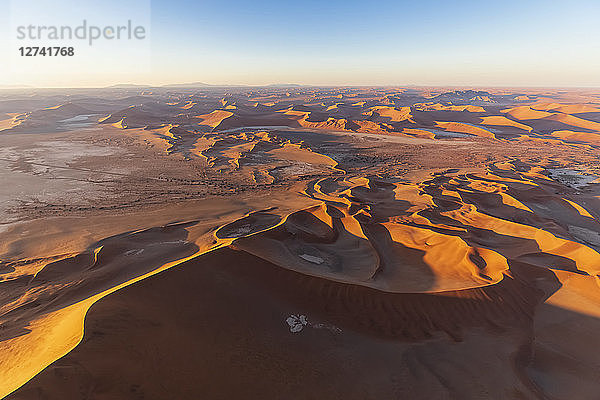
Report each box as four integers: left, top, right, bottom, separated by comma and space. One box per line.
0, 85, 599, 399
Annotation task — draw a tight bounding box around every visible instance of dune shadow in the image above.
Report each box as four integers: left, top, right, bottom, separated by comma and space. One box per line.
10, 246, 598, 400
0, 221, 200, 343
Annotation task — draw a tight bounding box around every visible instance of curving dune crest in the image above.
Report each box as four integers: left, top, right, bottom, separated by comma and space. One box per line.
550, 130, 600, 144
544, 113, 600, 131
0, 222, 214, 398
501, 106, 554, 120
111, 118, 127, 129
480, 116, 533, 132
434, 121, 496, 138
195, 110, 234, 129
181, 101, 197, 110
532, 103, 600, 114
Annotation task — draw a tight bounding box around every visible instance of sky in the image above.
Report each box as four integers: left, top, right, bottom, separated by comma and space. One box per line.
1, 0, 599, 87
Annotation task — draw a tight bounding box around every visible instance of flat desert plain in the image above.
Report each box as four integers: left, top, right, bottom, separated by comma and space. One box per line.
0, 86, 600, 399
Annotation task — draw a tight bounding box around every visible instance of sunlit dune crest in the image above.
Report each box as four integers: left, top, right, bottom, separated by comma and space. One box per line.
434, 121, 496, 138
532, 103, 600, 114
501, 106, 554, 120
195, 110, 234, 129
480, 116, 532, 132
550, 130, 600, 143
545, 113, 600, 131
181, 101, 196, 109
563, 198, 594, 218
111, 117, 127, 129
0, 114, 23, 132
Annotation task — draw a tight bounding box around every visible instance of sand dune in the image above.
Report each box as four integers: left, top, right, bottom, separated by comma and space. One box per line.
434, 121, 496, 138
3, 247, 569, 400
550, 130, 600, 144
111, 117, 127, 129
181, 101, 196, 110
480, 116, 533, 132
544, 113, 600, 131
0, 193, 319, 398
0, 114, 23, 132
532, 103, 600, 114
195, 110, 234, 129
501, 106, 554, 120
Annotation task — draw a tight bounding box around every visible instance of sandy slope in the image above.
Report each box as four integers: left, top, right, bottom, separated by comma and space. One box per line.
7, 245, 600, 399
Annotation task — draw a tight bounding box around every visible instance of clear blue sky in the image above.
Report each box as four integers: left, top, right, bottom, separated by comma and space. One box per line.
1, 0, 599, 87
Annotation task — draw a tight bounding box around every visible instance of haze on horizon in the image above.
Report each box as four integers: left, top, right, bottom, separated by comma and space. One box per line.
0, 0, 599, 88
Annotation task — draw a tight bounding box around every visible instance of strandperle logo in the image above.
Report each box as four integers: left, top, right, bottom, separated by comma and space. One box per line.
15, 20, 147, 45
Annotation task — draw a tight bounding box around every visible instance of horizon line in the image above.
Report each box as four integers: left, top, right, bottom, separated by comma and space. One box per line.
2, 83, 600, 90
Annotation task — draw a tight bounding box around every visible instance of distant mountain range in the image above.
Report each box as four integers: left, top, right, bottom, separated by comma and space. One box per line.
0, 84, 33, 89
105, 82, 312, 89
